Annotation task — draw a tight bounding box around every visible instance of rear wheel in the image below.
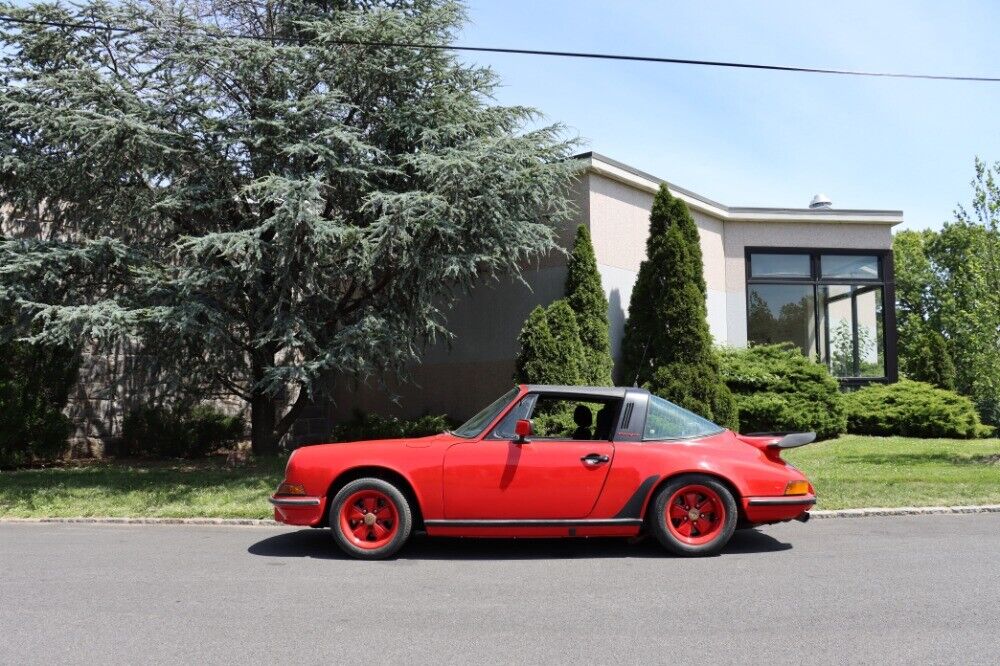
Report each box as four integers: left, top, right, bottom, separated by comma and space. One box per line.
650, 475, 738, 557
330, 478, 412, 560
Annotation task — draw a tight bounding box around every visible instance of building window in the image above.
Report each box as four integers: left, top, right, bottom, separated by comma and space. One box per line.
747, 250, 891, 381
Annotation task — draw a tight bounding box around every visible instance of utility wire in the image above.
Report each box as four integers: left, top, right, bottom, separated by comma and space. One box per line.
2, 13, 999, 83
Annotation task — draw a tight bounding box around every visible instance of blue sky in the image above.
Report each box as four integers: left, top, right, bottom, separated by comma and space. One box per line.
460, 0, 1000, 231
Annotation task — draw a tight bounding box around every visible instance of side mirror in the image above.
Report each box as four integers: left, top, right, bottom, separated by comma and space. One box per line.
513, 419, 533, 444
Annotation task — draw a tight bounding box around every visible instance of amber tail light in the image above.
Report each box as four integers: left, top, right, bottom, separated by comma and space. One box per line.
784, 480, 810, 496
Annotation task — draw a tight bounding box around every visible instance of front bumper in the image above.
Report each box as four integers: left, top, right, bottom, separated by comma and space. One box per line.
269, 495, 326, 526
743, 494, 816, 524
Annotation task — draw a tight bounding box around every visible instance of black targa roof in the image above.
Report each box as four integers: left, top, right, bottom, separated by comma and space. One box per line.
521, 385, 648, 400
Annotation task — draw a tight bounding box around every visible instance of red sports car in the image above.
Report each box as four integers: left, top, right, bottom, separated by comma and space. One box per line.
270, 384, 816, 559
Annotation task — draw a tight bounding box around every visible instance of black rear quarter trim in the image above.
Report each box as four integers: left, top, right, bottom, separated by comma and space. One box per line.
613, 475, 660, 519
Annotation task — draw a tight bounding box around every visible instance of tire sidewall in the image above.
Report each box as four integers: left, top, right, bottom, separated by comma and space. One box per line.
330, 478, 412, 560
650, 474, 738, 557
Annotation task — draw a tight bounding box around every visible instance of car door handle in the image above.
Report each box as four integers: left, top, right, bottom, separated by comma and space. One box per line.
581, 453, 610, 465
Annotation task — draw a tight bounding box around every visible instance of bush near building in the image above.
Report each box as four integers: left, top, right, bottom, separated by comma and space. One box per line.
122, 405, 244, 459
0, 338, 77, 469
514, 300, 586, 386
719, 344, 846, 440
330, 412, 452, 443
843, 380, 991, 439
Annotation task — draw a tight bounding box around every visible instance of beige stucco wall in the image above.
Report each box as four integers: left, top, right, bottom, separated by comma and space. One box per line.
587, 172, 730, 351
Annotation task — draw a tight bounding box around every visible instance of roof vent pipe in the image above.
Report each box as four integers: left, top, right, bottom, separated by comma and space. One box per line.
809, 194, 832, 209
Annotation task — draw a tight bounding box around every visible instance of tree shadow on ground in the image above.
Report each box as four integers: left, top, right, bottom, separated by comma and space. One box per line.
247, 527, 792, 561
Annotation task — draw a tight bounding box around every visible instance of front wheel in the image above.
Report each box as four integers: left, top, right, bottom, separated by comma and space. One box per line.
650, 475, 738, 557
330, 478, 412, 560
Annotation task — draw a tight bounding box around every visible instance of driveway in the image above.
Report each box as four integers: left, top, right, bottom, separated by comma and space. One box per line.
2, 514, 998, 664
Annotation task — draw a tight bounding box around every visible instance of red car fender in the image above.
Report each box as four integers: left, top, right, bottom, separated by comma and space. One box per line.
587, 431, 799, 521
284, 435, 454, 521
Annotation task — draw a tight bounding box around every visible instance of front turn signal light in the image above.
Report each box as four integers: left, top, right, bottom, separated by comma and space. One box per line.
276, 482, 306, 496
784, 480, 810, 496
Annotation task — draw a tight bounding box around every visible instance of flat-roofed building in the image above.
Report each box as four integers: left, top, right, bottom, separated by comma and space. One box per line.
326, 152, 902, 426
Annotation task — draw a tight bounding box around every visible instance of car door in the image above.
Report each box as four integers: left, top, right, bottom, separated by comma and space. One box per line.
441, 394, 618, 519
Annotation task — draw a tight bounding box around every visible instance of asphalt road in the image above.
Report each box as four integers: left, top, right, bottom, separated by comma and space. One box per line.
2, 514, 998, 665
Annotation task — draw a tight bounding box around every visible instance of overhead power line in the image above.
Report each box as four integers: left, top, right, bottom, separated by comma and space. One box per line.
2, 13, 999, 83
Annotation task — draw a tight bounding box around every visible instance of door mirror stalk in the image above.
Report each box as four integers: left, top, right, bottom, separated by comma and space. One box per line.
513, 419, 533, 444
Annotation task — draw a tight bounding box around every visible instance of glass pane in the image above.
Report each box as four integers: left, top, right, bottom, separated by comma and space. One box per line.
821, 255, 879, 279
749, 253, 811, 278
491, 395, 534, 439
821, 285, 854, 376
819, 285, 885, 378
528, 398, 614, 440
643, 395, 723, 440
857, 287, 885, 377
453, 387, 518, 438
747, 284, 818, 359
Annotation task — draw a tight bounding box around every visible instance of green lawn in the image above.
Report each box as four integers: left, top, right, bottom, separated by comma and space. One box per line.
0, 456, 287, 519
785, 435, 1000, 509
0, 436, 998, 518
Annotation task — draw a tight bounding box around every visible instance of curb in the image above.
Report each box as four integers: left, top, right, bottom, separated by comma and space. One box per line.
2, 505, 1000, 526
0, 516, 281, 527
810, 504, 1000, 519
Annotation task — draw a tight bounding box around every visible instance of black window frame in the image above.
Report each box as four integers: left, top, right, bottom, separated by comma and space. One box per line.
745, 247, 897, 386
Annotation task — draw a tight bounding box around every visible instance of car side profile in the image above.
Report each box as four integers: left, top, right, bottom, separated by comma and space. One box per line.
270, 385, 816, 559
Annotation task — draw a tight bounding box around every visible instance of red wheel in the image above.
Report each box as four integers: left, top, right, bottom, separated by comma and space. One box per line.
338, 489, 399, 550
650, 475, 738, 556
330, 478, 412, 559
664, 484, 726, 546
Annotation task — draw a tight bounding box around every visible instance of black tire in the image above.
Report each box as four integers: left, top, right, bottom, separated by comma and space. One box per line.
649, 474, 738, 557
329, 478, 412, 560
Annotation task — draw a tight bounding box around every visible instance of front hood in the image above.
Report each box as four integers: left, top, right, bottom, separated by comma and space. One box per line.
296, 431, 459, 454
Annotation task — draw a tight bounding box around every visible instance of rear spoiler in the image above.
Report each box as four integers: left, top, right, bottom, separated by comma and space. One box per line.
772, 432, 816, 449
736, 431, 817, 454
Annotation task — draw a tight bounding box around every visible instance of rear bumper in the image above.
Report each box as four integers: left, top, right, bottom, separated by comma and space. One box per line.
743, 494, 816, 524
269, 496, 326, 526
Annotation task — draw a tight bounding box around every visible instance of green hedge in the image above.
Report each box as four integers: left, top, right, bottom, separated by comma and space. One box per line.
843, 380, 991, 439
719, 344, 846, 440
0, 339, 78, 469
122, 405, 244, 458
330, 411, 452, 443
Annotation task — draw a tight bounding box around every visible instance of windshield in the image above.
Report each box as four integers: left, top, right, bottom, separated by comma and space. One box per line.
452, 387, 519, 438
643, 395, 725, 440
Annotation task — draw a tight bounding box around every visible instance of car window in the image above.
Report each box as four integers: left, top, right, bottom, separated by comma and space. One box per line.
643, 395, 724, 440
452, 387, 519, 438
493, 395, 620, 441
491, 395, 537, 439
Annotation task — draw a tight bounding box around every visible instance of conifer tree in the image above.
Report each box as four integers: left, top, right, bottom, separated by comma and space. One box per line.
0, 0, 577, 454
620, 185, 737, 428
514, 300, 584, 386
565, 225, 614, 386
901, 325, 957, 390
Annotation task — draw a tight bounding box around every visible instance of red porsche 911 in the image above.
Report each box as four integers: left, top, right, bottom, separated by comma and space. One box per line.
270, 384, 816, 559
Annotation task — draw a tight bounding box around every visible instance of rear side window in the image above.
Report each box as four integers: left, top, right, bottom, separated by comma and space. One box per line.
643, 395, 724, 440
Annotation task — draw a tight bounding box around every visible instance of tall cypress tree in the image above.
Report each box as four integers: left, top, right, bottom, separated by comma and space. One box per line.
565, 225, 613, 386
620, 185, 737, 428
